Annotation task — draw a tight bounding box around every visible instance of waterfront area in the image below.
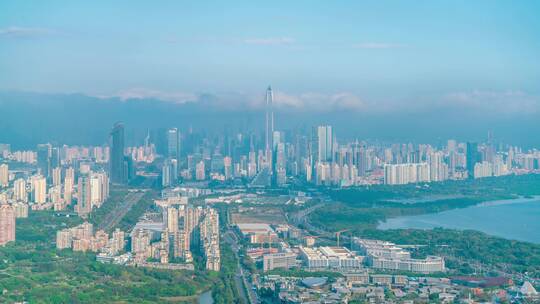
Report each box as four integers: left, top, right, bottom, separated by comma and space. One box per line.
378, 197, 540, 244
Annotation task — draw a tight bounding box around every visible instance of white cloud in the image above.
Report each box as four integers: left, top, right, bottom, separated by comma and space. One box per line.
0, 26, 54, 38
100, 88, 197, 104
353, 42, 404, 49
98, 88, 368, 112
442, 90, 539, 113
244, 37, 295, 45
95, 88, 539, 115
269, 91, 368, 111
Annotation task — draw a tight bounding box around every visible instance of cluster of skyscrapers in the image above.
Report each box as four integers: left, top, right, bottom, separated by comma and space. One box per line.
154, 121, 538, 188
130, 199, 220, 271
146, 89, 538, 189
0, 151, 110, 217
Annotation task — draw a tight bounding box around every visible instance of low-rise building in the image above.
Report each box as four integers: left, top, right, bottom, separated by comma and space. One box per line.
263, 252, 297, 271
236, 223, 278, 244
299, 246, 365, 270
357, 238, 445, 273
369, 255, 445, 273
371, 274, 393, 286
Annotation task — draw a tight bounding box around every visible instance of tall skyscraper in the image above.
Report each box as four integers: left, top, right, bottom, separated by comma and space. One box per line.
110, 122, 126, 184
167, 128, 180, 161
37, 143, 51, 178
317, 125, 333, 162
265, 86, 274, 152
466, 142, 479, 178
0, 204, 15, 246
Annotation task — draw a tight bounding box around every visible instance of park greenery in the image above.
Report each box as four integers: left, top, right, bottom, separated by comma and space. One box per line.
363, 228, 540, 277
311, 174, 540, 233
0, 208, 215, 303
308, 174, 540, 277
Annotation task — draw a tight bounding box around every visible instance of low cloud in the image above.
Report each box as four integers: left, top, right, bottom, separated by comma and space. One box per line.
98, 88, 539, 115
100, 88, 197, 104
441, 90, 539, 114
272, 91, 368, 111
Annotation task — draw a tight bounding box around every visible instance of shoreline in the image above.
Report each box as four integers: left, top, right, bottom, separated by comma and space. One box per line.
475, 195, 540, 207
377, 196, 540, 244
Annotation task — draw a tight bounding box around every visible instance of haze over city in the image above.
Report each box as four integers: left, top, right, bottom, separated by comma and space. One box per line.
1, 1, 540, 304
1, 1, 540, 147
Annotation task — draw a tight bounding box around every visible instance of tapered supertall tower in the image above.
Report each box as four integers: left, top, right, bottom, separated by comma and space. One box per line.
265, 86, 274, 151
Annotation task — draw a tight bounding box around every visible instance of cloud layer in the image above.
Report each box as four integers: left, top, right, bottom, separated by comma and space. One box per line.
98, 88, 539, 115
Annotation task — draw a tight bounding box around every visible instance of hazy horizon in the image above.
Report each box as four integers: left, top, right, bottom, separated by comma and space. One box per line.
1, 1, 539, 116
1, 1, 540, 147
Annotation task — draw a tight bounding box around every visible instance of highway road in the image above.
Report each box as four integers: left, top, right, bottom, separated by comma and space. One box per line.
224, 230, 259, 304
287, 202, 333, 238
98, 191, 146, 232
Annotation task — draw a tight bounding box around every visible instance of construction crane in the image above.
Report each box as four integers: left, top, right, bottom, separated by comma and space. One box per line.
336, 229, 350, 247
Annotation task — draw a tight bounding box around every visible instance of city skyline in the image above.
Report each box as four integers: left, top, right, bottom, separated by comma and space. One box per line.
1, 2, 540, 302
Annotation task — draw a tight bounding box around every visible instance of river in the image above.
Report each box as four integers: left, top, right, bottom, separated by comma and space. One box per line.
198, 291, 213, 304
378, 196, 540, 244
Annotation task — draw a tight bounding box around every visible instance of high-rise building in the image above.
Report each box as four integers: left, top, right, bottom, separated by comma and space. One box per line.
52, 167, 62, 186
466, 142, 479, 178
265, 86, 274, 152
90, 171, 109, 208
31, 175, 47, 204
162, 159, 172, 187
76, 174, 92, 217
317, 125, 333, 162
64, 176, 74, 206
167, 128, 180, 162
166, 206, 179, 233
50, 147, 60, 169
195, 161, 205, 180
37, 143, 51, 178
223, 156, 232, 180
0, 164, 8, 187
13, 178, 27, 202
428, 151, 448, 182
110, 122, 126, 184
474, 161, 493, 179
131, 229, 151, 256
111, 228, 125, 254
65, 167, 75, 182
0, 204, 15, 246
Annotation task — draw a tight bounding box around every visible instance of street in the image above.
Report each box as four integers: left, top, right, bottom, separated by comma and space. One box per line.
98, 191, 146, 232
224, 230, 259, 304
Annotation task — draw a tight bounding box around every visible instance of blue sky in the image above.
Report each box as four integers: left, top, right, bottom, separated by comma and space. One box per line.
1, 1, 539, 112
